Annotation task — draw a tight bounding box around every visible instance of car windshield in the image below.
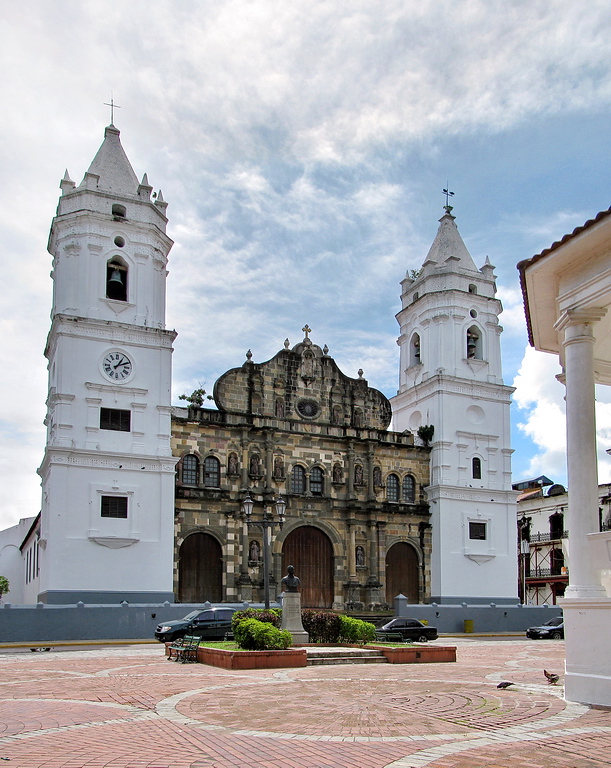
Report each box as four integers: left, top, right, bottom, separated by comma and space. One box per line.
544, 617, 563, 626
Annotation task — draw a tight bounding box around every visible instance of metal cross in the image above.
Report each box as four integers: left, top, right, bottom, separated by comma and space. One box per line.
443, 184, 455, 212
302, 324, 311, 339
104, 97, 121, 125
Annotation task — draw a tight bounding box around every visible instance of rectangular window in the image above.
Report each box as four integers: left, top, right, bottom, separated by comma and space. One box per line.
469, 521, 487, 540
100, 408, 131, 432
101, 496, 128, 519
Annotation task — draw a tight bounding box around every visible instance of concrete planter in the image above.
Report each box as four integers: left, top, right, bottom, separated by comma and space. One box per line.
166, 642, 455, 668
196, 646, 307, 669
372, 644, 456, 663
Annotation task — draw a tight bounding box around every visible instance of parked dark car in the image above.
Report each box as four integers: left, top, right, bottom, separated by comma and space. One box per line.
526, 616, 564, 639
155, 608, 237, 643
375, 617, 438, 642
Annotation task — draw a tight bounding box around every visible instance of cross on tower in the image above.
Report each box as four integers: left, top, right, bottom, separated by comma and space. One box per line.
302, 324, 312, 339
104, 96, 121, 125
443, 184, 455, 213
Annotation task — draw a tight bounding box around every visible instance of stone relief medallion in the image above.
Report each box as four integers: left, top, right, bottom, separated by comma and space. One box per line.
296, 398, 320, 419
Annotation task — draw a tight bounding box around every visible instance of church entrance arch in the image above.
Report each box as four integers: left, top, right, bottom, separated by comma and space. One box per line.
282, 526, 333, 608
385, 542, 419, 604
178, 532, 222, 603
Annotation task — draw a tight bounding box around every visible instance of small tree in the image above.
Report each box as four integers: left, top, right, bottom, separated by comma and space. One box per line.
0, 576, 9, 598
178, 387, 212, 408
417, 425, 434, 447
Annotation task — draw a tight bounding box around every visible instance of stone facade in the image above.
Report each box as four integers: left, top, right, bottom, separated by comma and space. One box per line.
172, 333, 432, 610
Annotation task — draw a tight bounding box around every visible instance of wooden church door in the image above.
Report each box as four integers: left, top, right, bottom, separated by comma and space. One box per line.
178, 532, 223, 603
282, 526, 333, 608
385, 542, 419, 604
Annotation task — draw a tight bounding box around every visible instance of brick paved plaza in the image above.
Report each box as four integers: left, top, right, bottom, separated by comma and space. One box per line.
0, 638, 609, 768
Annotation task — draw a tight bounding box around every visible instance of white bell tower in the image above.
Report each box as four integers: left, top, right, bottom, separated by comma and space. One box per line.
37, 124, 178, 604
391, 208, 517, 604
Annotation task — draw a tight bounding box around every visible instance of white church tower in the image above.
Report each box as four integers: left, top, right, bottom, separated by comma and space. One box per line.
391, 207, 517, 604
37, 124, 178, 603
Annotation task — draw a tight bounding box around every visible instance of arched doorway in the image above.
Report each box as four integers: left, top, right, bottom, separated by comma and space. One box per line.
178, 532, 222, 603
282, 526, 333, 608
386, 542, 419, 604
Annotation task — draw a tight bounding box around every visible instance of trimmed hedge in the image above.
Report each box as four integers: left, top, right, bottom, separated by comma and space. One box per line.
233, 618, 292, 650
338, 615, 376, 644
301, 610, 341, 643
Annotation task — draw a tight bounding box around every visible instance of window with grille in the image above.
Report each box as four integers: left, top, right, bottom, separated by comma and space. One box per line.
100, 408, 131, 431
469, 521, 486, 540
182, 454, 199, 485
402, 474, 416, 503
310, 466, 324, 496
204, 456, 220, 487
387, 473, 399, 502
291, 465, 306, 494
101, 496, 128, 519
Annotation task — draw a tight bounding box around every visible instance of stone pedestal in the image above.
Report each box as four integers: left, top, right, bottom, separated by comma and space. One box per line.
560, 597, 611, 707
280, 591, 309, 644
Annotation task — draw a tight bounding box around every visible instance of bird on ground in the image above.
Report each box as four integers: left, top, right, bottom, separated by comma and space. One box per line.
497, 681, 515, 689
544, 669, 560, 685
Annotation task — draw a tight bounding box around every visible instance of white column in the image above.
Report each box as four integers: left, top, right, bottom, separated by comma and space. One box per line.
558, 309, 607, 599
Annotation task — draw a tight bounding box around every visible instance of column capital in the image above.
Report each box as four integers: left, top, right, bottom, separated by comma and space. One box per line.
554, 307, 607, 335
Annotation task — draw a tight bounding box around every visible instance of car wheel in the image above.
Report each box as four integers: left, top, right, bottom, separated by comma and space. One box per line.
417, 634, 429, 643
550, 631, 562, 640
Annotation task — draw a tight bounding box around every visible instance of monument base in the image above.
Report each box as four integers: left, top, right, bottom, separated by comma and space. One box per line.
280, 591, 309, 644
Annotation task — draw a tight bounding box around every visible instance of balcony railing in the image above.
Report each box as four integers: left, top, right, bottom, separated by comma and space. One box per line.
528, 530, 568, 543
525, 567, 568, 579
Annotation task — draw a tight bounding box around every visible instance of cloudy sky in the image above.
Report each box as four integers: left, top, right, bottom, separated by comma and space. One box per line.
2, 1, 611, 530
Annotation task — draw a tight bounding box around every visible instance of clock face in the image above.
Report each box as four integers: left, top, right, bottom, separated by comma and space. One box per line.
102, 351, 133, 382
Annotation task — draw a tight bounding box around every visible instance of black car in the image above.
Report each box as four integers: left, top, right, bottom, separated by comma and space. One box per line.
375, 617, 438, 642
526, 616, 564, 639
155, 607, 237, 643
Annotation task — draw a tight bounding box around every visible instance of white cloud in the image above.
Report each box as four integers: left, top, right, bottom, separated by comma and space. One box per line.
513, 346, 611, 485
2, 1, 611, 528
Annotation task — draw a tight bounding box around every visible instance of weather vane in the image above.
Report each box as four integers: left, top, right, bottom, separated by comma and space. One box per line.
104, 95, 121, 125
443, 184, 455, 213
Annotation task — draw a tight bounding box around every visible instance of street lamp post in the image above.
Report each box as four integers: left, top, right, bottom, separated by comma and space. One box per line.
241, 494, 286, 609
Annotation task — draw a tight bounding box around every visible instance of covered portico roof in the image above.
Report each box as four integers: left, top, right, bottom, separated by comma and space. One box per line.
517, 207, 611, 384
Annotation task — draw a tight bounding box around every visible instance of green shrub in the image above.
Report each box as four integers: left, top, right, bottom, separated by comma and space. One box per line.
231, 608, 281, 636
338, 615, 376, 644
234, 617, 291, 650
301, 610, 341, 643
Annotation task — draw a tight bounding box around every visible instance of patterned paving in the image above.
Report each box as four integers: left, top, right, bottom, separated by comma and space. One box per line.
0, 638, 608, 767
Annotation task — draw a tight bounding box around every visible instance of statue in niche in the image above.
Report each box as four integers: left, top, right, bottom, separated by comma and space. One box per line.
275, 398, 285, 418
354, 464, 364, 486
249, 454, 261, 476
228, 453, 238, 475
373, 466, 382, 486
332, 405, 343, 425
353, 408, 364, 428
333, 463, 343, 484
356, 545, 365, 567
249, 540, 261, 562
273, 456, 285, 479
281, 565, 301, 592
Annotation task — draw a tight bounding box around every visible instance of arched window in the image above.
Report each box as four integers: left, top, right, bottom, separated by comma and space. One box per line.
204, 456, 220, 487
410, 333, 421, 367
106, 259, 128, 302
310, 466, 324, 496
472, 457, 482, 480
466, 326, 482, 360
402, 474, 416, 503
468, 284, 478, 294
182, 454, 199, 485
387, 473, 399, 502
112, 204, 126, 218
291, 465, 306, 494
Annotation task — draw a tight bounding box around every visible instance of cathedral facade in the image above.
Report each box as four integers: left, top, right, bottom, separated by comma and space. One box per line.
172, 331, 432, 609
30, 124, 517, 607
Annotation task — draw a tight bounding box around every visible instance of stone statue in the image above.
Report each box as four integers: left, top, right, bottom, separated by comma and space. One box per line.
249, 540, 260, 562
228, 453, 238, 475
356, 545, 365, 567
273, 456, 284, 479
281, 565, 301, 592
